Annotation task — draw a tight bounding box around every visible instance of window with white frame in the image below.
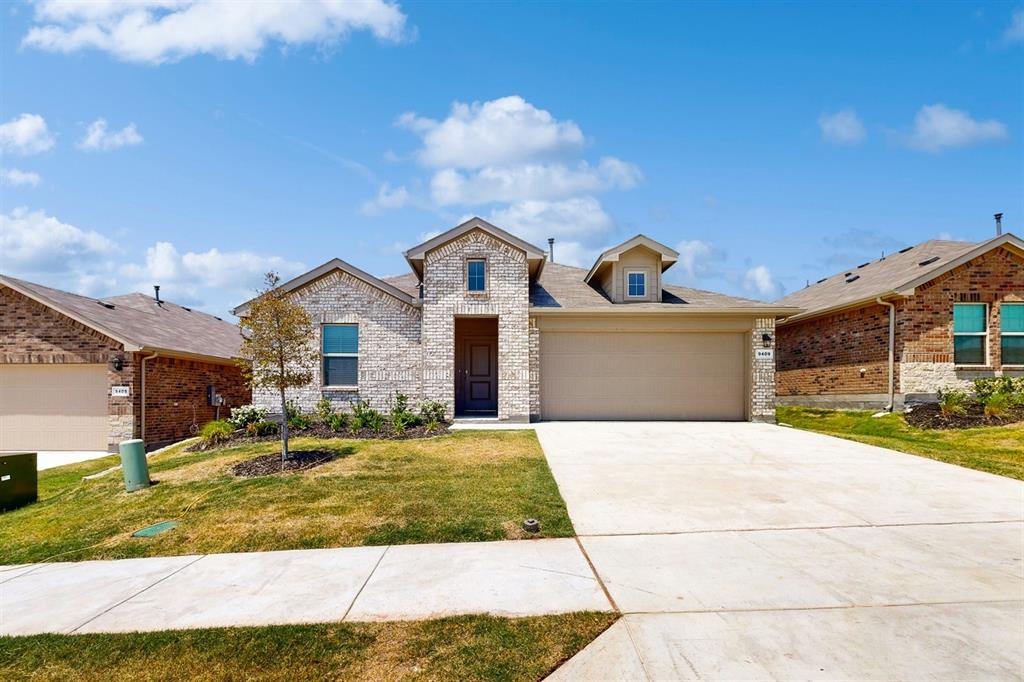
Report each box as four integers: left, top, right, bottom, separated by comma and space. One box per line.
953, 303, 988, 365
1001, 303, 1024, 365
627, 271, 646, 297
322, 324, 358, 386
467, 259, 486, 292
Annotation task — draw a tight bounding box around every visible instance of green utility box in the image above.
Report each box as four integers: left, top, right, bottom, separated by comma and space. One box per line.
1, 452, 38, 512
120, 439, 151, 492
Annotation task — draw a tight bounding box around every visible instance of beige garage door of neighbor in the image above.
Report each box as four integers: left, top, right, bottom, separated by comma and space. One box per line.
0, 364, 108, 451
540, 331, 747, 420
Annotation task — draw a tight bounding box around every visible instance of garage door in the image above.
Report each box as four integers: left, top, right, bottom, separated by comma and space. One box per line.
0, 365, 108, 451
540, 331, 746, 420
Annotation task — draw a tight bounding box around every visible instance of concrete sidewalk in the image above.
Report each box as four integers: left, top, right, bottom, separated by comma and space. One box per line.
0, 538, 612, 636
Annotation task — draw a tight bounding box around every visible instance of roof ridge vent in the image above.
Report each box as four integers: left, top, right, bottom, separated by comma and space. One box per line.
898, 246, 913, 253
918, 256, 940, 266
816, 277, 827, 284
97, 301, 115, 309
845, 274, 860, 283
857, 262, 870, 269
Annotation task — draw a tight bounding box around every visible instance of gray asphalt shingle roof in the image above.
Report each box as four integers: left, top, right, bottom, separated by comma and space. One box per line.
1, 275, 244, 361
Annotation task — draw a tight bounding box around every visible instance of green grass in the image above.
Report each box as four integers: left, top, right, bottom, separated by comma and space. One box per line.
778, 406, 1024, 480
0, 431, 574, 564
0, 612, 616, 682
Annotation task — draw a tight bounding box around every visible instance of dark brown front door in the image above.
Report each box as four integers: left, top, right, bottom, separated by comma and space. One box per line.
460, 335, 497, 413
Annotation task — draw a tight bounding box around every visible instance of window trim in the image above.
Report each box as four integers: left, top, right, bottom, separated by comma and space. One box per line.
466, 258, 487, 293
953, 302, 989, 367
322, 323, 359, 389
626, 270, 647, 298
1001, 302, 1024, 367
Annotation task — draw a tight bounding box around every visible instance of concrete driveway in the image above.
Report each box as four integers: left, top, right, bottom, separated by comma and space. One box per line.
537, 422, 1024, 681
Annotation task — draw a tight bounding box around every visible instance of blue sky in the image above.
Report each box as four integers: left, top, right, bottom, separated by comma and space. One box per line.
2, 1, 1022, 316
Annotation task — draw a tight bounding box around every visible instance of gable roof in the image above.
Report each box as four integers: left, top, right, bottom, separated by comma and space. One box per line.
777, 232, 1024, 323
584, 234, 680, 284
403, 216, 547, 280
532, 262, 800, 315
232, 258, 421, 317
0, 274, 243, 362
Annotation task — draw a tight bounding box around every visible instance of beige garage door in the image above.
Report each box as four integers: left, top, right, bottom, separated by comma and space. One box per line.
0, 365, 108, 451
540, 331, 747, 420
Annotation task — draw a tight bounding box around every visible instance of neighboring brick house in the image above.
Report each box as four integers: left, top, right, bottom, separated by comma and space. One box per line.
776, 232, 1024, 409
234, 218, 798, 423
0, 276, 250, 451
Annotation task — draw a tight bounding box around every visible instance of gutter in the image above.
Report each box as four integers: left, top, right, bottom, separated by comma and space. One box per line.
876, 297, 896, 411
140, 351, 159, 443
529, 306, 803, 317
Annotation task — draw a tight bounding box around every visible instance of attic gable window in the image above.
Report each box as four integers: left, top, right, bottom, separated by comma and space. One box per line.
1002, 303, 1024, 365
953, 303, 987, 366
467, 259, 486, 292
627, 271, 646, 298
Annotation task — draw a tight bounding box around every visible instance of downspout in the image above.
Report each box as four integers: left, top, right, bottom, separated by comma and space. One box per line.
876, 297, 896, 411
140, 351, 159, 442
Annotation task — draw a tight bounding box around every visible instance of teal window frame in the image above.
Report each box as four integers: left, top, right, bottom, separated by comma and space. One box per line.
467, 259, 486, 292
626, 271, 646, 298
322, 324, 359, 387
953, 303, 988, 366
1001, 303, 1024, 366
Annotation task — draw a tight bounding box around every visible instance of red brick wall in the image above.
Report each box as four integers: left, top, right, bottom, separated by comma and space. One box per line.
140, 355, 250, 444
777, 247, 1024, 396
899, 248, 1024, 366
776, 303, 894, 396
0, 286, 120, 362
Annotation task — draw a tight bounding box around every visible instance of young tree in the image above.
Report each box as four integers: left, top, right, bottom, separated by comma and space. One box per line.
236, 272, 318, 464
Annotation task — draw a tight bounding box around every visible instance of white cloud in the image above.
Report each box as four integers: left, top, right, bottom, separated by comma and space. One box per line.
432, 157, 641, 205
22, 0, 410, 64
1004, 8, 1024, 43
903, 104, 1008, 152
818, 108, 866, 145
673, 239, 719, 283
77, 118, 143, 151
0, 113, 56, 155
360, 182, 409, 215
1, 168, 42, 187
743, 265, 780, 298
397, 96, 585, 169
0, 207, 117, 274
486, 197, 612, 242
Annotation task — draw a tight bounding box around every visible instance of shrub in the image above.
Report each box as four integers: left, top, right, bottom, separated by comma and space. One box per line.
327, 412, 349, 432
288, 413, 311, 431
284, 399, 302, 421
246, 420, 279, 437
351, 400, 378, 430
200, 419, 234, 445
314, 397, 334, 424
424, 417, 440, 434
937, 388, 970, 417
419, 400, 446, 424
983, 392, 1012, 419
228, 404, 268, 429
366, 410, 386, 435
390, 392, 421, 429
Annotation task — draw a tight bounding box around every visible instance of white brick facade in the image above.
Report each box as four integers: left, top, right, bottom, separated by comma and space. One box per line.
750, 317, 777, 422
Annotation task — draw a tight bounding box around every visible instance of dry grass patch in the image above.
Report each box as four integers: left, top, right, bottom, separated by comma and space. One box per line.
0, 431, 574, 564
0, 613, 617, 682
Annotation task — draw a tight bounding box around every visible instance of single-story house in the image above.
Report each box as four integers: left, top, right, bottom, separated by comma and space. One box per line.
233, 217, 799, 423
0, 275, 250, 452
775, 230, 1024, 410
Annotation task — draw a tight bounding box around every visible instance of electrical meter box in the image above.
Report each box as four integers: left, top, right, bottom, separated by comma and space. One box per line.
1, 452, 38, 512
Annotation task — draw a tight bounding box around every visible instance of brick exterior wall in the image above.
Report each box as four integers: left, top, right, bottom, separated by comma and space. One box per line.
141, 355, 250, 445
253, 268, 423, 413
422, 229, 531, 421
750, 317, 777, 422
777, 247, 1024, 404
528, 319, 541, 421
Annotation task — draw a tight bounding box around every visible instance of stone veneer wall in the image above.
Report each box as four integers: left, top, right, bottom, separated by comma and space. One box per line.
254, 269, 423, 413
422, 229, 531, 421
750, 317, 777, 422
528, 319, 541, 421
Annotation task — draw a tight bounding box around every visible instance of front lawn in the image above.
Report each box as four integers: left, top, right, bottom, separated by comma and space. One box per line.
0, 431, 574, 564
0, 612, 615, 682
778, 406, 1024, 480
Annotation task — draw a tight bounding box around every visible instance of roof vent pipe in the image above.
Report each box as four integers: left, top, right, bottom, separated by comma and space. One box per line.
995, 212, 1003, 236
153, 285, 161, 304
547, 237, 555, 263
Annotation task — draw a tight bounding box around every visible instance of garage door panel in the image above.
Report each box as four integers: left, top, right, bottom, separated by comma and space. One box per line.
540, 331, 746, 421
0, 365, 108, 451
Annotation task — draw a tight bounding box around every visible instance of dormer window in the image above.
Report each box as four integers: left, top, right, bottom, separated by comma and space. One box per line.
627, 271, 646, 298
467, 259, 486, 291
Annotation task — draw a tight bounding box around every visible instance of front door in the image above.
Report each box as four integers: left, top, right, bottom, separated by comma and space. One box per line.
461, 335, 498, 413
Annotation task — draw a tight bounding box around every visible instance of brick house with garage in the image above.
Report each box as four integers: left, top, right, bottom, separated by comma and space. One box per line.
0, 275, 250, 452
775, 230, 1024, 410
233, 217, 799, 423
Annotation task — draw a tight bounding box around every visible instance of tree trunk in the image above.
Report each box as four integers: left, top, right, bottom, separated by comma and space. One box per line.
279, 388, 289, 466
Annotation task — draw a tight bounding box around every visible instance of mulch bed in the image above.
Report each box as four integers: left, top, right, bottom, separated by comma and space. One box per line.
905, 401, 1024, 430
187, 422, 450, 452
232, 450, 338, 477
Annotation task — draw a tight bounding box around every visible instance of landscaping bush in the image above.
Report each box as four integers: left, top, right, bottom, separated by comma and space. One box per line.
200, 419, 235, 445
420, 400, 447, 424
314, 397, 334, 423
983, 391, 1013, 419
351, 400, 378, 431
937, 388, 970, 417
424, 417, 441, 434
284, 399, 302, 421
327, 412, 349, 432
390, 392, 422, 429
246, 420, 279, 437
228, 404, 268, 429
288, 413, 312, 431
